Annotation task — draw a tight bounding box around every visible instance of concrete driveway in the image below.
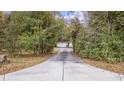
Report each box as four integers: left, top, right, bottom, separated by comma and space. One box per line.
0, 48, 124, 81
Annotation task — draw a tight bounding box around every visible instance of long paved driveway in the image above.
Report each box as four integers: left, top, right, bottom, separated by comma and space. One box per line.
0, 48, 124, 81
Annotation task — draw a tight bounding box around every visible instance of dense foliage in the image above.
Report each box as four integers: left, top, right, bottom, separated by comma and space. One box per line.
0, 11, 63, 55
0, 12, 5, 52
71, 11, 124, 63
1, 11, 124, 63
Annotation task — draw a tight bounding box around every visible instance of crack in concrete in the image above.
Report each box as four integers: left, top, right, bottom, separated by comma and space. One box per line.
62, 61, 65, 81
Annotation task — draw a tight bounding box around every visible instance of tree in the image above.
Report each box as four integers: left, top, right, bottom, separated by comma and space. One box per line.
4, 12, 29, 53
69, 17, 82, 52
0, 12, 5, 52
72, 11, 124, 63
3, 11, 61, 55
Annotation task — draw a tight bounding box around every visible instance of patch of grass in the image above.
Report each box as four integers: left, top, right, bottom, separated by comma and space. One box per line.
0, 48, 59, 75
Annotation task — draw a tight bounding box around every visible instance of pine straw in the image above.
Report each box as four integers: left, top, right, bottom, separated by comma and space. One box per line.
0, 48, 59, 75
72, 52, 124, 75
84, 59, 124, 74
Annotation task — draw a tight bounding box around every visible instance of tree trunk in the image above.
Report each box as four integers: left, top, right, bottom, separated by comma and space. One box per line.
107, 12, 113, 35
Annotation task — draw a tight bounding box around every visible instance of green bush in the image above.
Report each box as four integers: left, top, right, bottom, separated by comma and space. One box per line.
74, 30, 124, 63
71, 12, 124, 63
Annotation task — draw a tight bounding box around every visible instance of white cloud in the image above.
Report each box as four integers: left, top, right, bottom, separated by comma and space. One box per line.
63, 11, 88, 27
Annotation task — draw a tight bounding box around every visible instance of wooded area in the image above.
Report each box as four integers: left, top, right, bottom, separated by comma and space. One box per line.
70, 11, 124, 63
0, 11, 124, 64
0, 11, 66, 56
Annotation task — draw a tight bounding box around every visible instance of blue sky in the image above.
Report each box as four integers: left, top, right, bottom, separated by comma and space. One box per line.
60, 11, 67, 16
60, 11, 74, 17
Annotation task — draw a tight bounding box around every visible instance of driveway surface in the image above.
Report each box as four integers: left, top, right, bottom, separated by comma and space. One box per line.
0, 48, 124, 81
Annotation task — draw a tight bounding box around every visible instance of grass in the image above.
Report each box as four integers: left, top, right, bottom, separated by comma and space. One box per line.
0, 48, 59, 75
72, 52, 124, 75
